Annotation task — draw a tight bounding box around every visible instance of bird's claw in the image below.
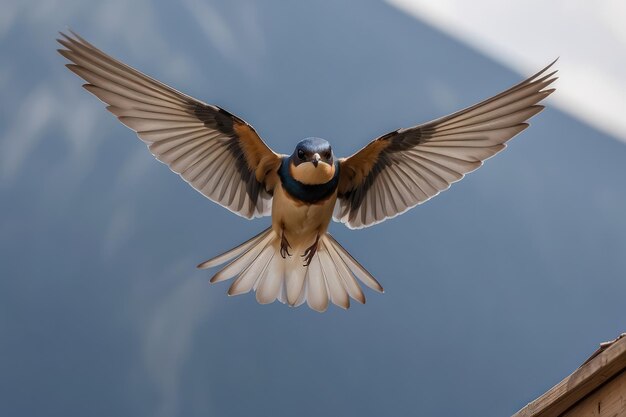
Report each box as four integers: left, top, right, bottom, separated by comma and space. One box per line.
301, 239, 319, 266
280, 233, 292, 258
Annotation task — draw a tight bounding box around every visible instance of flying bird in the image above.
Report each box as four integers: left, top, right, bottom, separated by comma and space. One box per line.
58, 31, 556, 312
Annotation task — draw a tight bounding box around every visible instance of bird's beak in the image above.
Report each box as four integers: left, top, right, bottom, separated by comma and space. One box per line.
312, 153, 320, 167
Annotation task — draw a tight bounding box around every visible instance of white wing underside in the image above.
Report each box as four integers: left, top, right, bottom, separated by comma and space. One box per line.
335, 61, 557, 229
58, 32, 273, 218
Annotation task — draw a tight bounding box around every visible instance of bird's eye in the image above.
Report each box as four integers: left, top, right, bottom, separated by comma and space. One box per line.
297, 149, 305, 160
324, 151, 331, 159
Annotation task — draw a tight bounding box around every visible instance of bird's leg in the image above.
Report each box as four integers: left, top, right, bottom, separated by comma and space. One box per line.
280, 227, 292, 258
302, 234, 320, 267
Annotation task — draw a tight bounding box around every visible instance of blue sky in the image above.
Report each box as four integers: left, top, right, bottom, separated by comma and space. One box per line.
1, 1, 625, 417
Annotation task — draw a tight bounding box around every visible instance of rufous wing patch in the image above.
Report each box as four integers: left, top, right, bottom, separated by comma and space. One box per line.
233, 121, 281, 191
338, 137, 391, 194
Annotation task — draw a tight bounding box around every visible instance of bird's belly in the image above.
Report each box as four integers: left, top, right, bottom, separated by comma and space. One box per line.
271, 183, 337, 249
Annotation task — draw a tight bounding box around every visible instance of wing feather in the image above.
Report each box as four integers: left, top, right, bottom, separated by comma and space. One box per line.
58, 31, 282, 218
336, 61, 557, 228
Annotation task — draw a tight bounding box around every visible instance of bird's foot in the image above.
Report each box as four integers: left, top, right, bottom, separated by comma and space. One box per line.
301, 235, 320, 266
280, 232, 292, 258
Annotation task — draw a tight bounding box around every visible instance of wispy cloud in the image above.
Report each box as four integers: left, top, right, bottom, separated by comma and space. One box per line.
101, 204, 135, 261
112, 147, 156, 194
0, 86, 55, 182
89, 0, 193, 80
182, 0, 266, 75
0, 0, 196, 187
0, 77, 103, 186
139, 271, 213, 417
183, 0, 239, 61
0, 0, 269, 194
0, 0, 19, 37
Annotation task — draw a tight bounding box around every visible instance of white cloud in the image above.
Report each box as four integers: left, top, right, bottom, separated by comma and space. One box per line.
101, 204, 135, 260
0, 86, 55, 182
0, 0, 19, 37
181, 0, 266, 76
89, 0, 192, 79
140, 272, 213, 417
112, 147, 155, 194
0, 0, 268, 192
386, 0, 626, 143
0, 77, 104, 185
182, 0, 239, 62
426, 77, 461, 113
0, 0, 195, 186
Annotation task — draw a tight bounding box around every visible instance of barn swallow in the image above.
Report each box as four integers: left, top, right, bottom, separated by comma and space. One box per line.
58, 31, 557, 312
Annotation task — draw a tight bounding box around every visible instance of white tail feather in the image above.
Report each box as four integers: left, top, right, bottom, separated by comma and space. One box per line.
324, 238, 365, 304
256, 246, 285, 304
326, 234, 384, 293
306, 254, 329, 312
197, 228, 272, 269
229, 244, 273, 296
285, 255, 307, 306
209, 231, 275, 283
318, 242, 350, 309
197, 228, 383, 312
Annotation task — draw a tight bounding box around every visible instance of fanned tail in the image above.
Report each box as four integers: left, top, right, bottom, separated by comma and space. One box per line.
198, 228, 383, 312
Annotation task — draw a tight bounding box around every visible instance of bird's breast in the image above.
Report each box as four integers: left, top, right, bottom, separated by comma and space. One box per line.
272, 183, 337, 248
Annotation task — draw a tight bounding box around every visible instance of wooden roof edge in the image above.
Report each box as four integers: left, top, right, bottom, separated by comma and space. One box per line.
511, 333, 626, 417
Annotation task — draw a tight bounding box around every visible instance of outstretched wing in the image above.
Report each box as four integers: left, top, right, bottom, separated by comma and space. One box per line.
336, 60, 557, 229
58, 31, 282, 219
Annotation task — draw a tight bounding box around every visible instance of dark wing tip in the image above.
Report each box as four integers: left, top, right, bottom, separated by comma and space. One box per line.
543, 70, 559, 79
540, 57, 559, 74
542, 87, 557, 97
57, 30, 74, 44
66, 29, 89, 45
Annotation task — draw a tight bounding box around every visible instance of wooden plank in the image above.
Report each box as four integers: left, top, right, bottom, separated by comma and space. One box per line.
562, 370, 626, 417
512, 334, 626, 417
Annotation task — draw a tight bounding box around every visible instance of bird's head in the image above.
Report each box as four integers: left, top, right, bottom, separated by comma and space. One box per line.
289, 137, 336, 185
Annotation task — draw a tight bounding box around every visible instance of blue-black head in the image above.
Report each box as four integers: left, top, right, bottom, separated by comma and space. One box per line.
290, 137, 333, 167
286, 137, 336, 185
